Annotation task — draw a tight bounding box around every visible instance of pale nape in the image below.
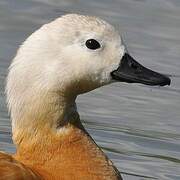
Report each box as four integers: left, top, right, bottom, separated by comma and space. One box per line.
2, 14, 124, 180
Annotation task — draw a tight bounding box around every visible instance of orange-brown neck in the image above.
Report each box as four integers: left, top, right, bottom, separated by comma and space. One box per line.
14, 118, 122, 179
11, 91, 122, 179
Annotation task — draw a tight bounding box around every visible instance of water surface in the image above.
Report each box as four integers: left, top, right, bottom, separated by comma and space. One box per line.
0, 0, 180, 179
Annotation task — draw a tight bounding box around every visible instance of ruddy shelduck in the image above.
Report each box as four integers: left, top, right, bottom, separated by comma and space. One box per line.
0, 14, 170, 180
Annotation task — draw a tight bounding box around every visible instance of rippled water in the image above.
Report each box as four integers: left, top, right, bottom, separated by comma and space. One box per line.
0, 0, 180, 179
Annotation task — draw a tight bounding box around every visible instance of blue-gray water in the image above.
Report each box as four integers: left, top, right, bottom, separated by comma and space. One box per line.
0, 0, 180, 179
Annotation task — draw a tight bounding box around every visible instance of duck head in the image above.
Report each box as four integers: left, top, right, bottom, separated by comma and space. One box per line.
6, 14, 170, 142
7, 14, 170, 95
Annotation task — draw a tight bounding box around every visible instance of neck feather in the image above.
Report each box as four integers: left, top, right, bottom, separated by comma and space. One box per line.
11, 91, 122, 179
11, 91, 78, 146
14, 120, 121, 179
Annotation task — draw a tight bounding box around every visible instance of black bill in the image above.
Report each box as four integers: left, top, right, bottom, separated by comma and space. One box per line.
111, 53, 171, 86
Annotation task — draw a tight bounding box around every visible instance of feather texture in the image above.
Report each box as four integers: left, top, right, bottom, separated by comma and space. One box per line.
0, 152, 41, 180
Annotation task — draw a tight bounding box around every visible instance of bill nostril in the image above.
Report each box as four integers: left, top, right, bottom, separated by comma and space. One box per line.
130, 62, 142, 73
129, 62, 138, 70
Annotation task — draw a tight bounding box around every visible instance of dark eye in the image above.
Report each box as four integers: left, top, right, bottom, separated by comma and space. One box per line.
85, 39, 101, 50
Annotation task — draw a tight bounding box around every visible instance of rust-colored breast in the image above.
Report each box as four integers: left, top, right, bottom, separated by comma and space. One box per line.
0, 122, 123, 180
0, 152, 41, 180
